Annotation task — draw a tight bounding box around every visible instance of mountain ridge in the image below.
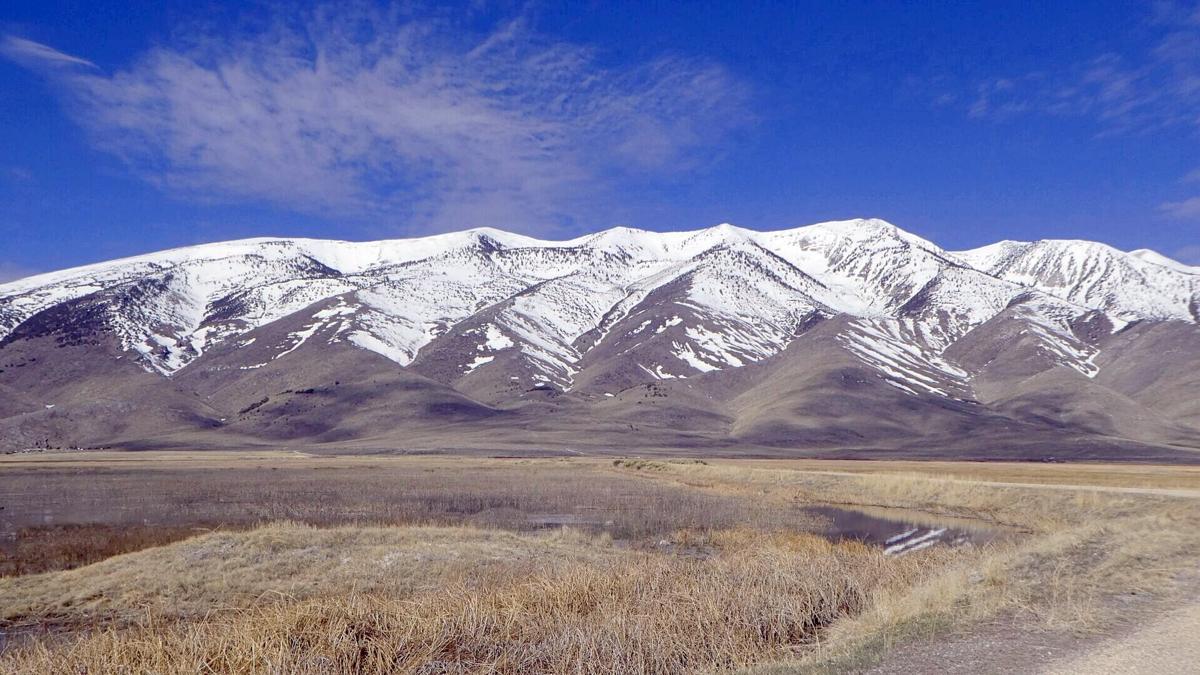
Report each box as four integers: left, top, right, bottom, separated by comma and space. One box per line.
2, 219, 1198, 460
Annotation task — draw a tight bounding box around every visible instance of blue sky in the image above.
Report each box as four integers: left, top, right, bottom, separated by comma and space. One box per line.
2, 1, 1198, 279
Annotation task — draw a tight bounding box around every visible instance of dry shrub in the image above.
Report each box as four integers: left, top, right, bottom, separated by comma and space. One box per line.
0, 458, 801, 547
8, 459, 1196, 674
0, 529, 941, 674
606, 461, 1200, 673
0, 523, 622, 627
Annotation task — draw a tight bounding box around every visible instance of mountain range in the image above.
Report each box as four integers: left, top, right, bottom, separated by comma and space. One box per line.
2, 218, 1198, 460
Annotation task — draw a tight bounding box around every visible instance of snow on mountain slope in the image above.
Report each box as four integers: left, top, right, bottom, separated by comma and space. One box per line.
1008, 296, 1103, 378
0, 230, 535, 337
658, 241, 832, 370
759, 219, 955, 315
0, 245, 358, 373
1127, 249, 1200, 275
836, 318, 972, 398
3, 220, 1197, 394
956, 239, 1200, 325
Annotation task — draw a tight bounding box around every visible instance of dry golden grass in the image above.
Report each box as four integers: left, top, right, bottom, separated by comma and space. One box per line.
3, 454, 1199, 673
761, 505, 1200, 674
0, 525, 944, 674
0, 523, 621, 626
625, 461, 1200, 674
632, 459, 1179, 532
732, 458, 1200, 491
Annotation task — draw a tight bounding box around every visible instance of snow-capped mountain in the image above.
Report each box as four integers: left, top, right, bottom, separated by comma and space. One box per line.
955, 239, 1200, 325
2, 219, 1198, 460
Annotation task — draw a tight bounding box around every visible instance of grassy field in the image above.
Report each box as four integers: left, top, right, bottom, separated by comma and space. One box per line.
1, 452, 1198, 673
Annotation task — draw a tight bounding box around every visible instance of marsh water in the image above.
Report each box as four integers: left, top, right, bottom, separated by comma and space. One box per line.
800, 505, 1002, 554
0, 458, 1005, 575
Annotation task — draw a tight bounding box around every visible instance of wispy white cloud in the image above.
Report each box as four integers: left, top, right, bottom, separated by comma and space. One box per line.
2, 7, 751, 234
960, 2, 1200, 223
1160, 196, 1200, 220
962, 1, 1200, 136
0, 35, 97, 69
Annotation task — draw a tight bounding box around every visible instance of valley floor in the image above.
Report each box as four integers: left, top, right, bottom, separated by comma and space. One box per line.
1, 451, 1198, 673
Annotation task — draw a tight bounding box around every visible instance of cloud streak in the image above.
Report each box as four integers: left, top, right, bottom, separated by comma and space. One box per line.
961, 1, 1200, 134
959, 2, 1200, 223
2, 7, 751, 234
967, 32, 1200, 135
0, 35, 97, 69
1160, 196, 1200, 220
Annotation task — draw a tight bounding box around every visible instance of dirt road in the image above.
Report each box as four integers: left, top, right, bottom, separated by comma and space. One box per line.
1041, 601, 1200, 674
786, 468, 1200, 500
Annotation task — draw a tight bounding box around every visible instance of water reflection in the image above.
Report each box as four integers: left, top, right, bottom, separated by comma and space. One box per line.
801, 505, 1001, 554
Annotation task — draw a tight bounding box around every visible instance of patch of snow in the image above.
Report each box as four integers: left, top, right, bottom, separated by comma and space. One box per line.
272, 301, 356, 361
481, 324, 514, 350
838, 319, 970, 398
463, 354, 494, 374
346, 331, 408, 365
673, 341, 719, 372
655, 316, 683, 334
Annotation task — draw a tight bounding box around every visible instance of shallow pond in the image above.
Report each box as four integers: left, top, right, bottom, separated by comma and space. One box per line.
801, 505, 1004, 554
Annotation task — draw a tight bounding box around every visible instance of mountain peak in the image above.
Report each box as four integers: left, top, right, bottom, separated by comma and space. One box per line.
1129, 248, 1200, 274
680, 222, 753, 247
956, 237, 1199, 322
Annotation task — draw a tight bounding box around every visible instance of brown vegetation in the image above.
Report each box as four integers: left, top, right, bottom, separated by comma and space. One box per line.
1, 453, 1198, 673
2, 526, 944, 674
0, 523, 209, 576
